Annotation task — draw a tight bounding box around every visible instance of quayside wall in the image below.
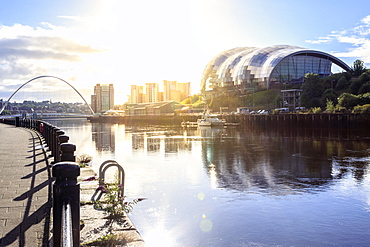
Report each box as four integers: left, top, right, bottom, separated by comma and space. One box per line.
87, 114, 370, 129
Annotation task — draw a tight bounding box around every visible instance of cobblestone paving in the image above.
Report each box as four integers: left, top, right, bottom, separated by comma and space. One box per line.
0, 123, 52, 247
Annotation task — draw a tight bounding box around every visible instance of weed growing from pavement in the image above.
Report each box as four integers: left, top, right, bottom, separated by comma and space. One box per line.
84, 176, 145, 218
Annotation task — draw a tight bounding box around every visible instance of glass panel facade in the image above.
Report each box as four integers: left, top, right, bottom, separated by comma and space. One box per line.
200, 45, 350, 99
270, 55, 332, 85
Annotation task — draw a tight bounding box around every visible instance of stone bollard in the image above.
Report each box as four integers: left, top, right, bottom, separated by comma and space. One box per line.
54, 130, 65, 163
57, 135, 69, 163
52, 162, 80, 247
60, 143, 76, 162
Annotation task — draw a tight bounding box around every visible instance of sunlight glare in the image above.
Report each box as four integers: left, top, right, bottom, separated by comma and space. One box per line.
143, 225, 177, 247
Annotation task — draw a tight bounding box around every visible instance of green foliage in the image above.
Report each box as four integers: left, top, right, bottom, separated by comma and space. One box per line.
358, 72, 370, 83
239, 89, 280, 109
353, 104, 370, 115
335, 76, 349, 91
312, 107, 322, 114
349, 78, 363, 94
83, 234, 118, 246
358, 82, 370, 94
352, 59, 367, 76
337, 92, 370, 109
325, 99, 335, 112
301, 73, 325, 107
337, 93, 359, 108
77, 154, 93, 167
94, 178, 144, 218
321, 89, 338, 104
181, 94, 202, 105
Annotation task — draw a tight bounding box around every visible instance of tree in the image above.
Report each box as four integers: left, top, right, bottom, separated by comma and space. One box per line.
358, 82, 370, 94
349, 78, 363, 94
337, 93, 359, 108
321, 88, 338, 104
335, 76, 349, 91
301, 73, 325, 107
352, 59, 366, 76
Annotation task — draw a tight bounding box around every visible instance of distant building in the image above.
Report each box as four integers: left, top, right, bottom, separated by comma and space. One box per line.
130, 85, 144, 103
178, 82, 191, 98
124, 101, 180, 116
128, 81, 191, 104
201, 45, 351, 99
163, 80, 190, 102
146, 83, 159, 103
91, 84, 114, 113
163, 80, 177, 101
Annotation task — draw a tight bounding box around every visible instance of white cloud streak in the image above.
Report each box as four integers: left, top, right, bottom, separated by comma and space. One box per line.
306, 15, 370, 64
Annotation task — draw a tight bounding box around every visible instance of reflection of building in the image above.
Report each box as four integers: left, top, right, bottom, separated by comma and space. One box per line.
91, 84, 114, 113
147, 138, 160, 152
201, 45, 351, 99
164, 137, 192, 155
132, 134, 144, 151
92, 123, 115, 152
200, 128, 334, 192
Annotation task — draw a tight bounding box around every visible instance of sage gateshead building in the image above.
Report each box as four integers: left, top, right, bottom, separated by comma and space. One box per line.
201, 45, 351, 99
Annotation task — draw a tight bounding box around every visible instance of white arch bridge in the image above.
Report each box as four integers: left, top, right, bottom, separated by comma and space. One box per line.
0, 75, 95, 116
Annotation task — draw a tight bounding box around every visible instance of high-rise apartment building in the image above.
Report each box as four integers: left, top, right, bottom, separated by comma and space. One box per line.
145, 83, 159, 103
163, 80, 178, 101
130, 85, 145, 103
178, 82, 191, 98
163, 80, 191, 102
91, 83, 114, 113
128, 81, 191, 104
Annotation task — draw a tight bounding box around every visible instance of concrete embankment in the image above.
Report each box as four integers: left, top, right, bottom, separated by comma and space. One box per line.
78, 167, 145, 246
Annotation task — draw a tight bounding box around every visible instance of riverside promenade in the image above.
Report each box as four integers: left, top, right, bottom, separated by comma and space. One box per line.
0, 123, 52, 246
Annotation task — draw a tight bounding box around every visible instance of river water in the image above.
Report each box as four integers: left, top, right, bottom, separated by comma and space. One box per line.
48, 118, 370, 247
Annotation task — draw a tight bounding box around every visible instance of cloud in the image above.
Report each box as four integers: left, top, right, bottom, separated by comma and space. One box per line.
0, 23, 106, 100
0, 35, 102, 61
305, 36, 333, 44
306, 15, 370, 63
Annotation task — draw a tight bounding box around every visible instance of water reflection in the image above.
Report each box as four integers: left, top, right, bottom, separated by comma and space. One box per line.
91, 123, 115, 152
48, 119, 370, 246
52, 119, 370, 195
199, 127, 370, 194
87, 121, 370, 195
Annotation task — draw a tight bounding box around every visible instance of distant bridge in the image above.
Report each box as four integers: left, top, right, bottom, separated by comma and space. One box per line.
0, 75, 95, 115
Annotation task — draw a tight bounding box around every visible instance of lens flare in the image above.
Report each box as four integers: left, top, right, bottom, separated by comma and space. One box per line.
197, 192, 205, 200
200, 218, 213, 232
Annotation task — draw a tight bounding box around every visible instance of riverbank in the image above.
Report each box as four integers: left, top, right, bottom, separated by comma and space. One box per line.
78, 167, 145, 246
87, 113, 370, 129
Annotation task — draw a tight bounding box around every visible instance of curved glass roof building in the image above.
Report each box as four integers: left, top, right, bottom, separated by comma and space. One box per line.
201, 45, 351, 99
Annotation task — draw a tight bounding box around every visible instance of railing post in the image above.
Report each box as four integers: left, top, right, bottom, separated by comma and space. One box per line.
52, 162, 80, 247
60, 143, 76, 162
51, 127, 60, 158
54, 130, 65, 163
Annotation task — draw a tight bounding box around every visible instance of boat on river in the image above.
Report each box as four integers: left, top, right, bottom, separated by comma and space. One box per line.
197, 113, 225, 127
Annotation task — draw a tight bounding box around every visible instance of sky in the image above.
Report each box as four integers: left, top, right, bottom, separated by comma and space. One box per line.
1, 0, 370, 104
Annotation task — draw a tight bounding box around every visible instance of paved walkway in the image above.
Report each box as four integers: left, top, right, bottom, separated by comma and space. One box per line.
0, 123, 52, 246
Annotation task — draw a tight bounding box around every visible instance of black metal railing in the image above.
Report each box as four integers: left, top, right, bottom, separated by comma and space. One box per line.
52, 161, 80, 246
1, 117, 80, 246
